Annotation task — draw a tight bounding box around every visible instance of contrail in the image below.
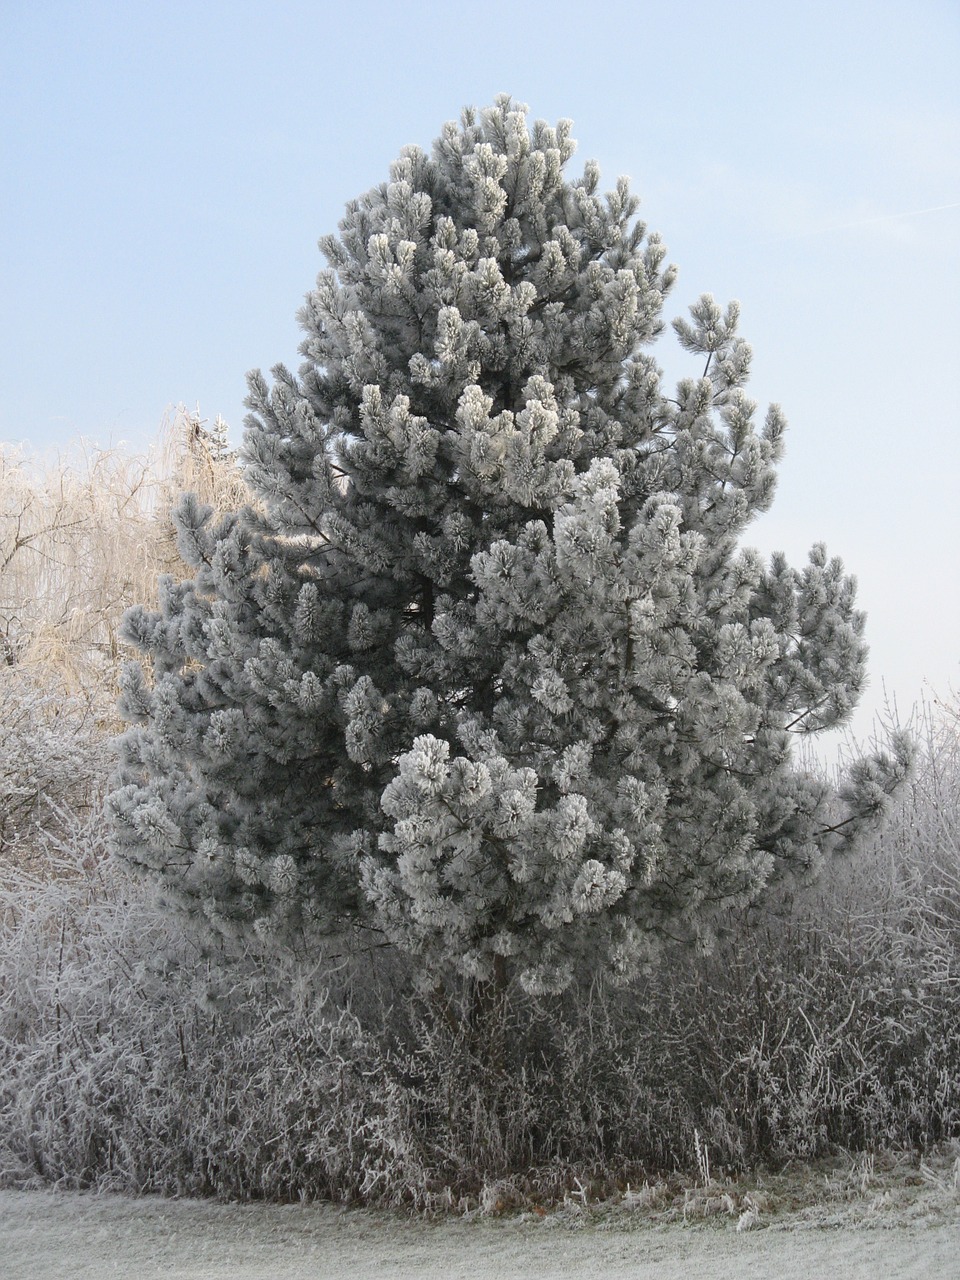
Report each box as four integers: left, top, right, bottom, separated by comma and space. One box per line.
831, 200, 960, 228
772, 200, 960, 241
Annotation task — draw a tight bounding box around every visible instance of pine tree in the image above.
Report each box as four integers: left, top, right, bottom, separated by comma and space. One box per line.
109, 97, 911, 996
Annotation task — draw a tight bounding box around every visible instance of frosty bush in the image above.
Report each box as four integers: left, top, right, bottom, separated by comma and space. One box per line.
2, 702, 958, 1201
0, 814, 429, 1202
111, 97, 910, 1003
0, 668, 104, 870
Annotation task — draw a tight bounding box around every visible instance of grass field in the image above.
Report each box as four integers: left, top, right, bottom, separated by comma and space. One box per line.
3, 1157, 959, 1280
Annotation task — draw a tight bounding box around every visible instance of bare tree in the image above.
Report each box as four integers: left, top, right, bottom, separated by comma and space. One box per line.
0, 406, 247, 704
0, 408, 247, 868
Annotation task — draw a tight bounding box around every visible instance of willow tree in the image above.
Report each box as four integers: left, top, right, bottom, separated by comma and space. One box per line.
109, 97, 910, 997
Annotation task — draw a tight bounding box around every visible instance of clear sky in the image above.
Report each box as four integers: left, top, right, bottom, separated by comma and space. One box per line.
2, 0, 958, 756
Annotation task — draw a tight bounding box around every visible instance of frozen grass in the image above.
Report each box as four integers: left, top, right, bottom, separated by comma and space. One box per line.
2, 1166, 959, 1280
1, 698, 958, 1209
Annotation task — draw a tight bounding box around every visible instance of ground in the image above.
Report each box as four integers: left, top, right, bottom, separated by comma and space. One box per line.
3, 1152, 959, 1279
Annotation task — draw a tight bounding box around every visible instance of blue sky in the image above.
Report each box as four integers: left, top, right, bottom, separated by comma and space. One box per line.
2, 0, 958, 753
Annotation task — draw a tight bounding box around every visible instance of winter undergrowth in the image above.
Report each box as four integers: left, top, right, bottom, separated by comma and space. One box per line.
1, 701, 957, 1208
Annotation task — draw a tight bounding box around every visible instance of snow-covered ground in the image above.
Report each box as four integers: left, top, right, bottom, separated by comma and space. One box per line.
3, 1185, 958, 1280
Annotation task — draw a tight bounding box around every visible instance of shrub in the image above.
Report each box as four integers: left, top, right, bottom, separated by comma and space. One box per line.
2, 702, 957, 1203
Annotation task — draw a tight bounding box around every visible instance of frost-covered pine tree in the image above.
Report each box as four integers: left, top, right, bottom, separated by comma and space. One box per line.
110, 97, 910, 996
